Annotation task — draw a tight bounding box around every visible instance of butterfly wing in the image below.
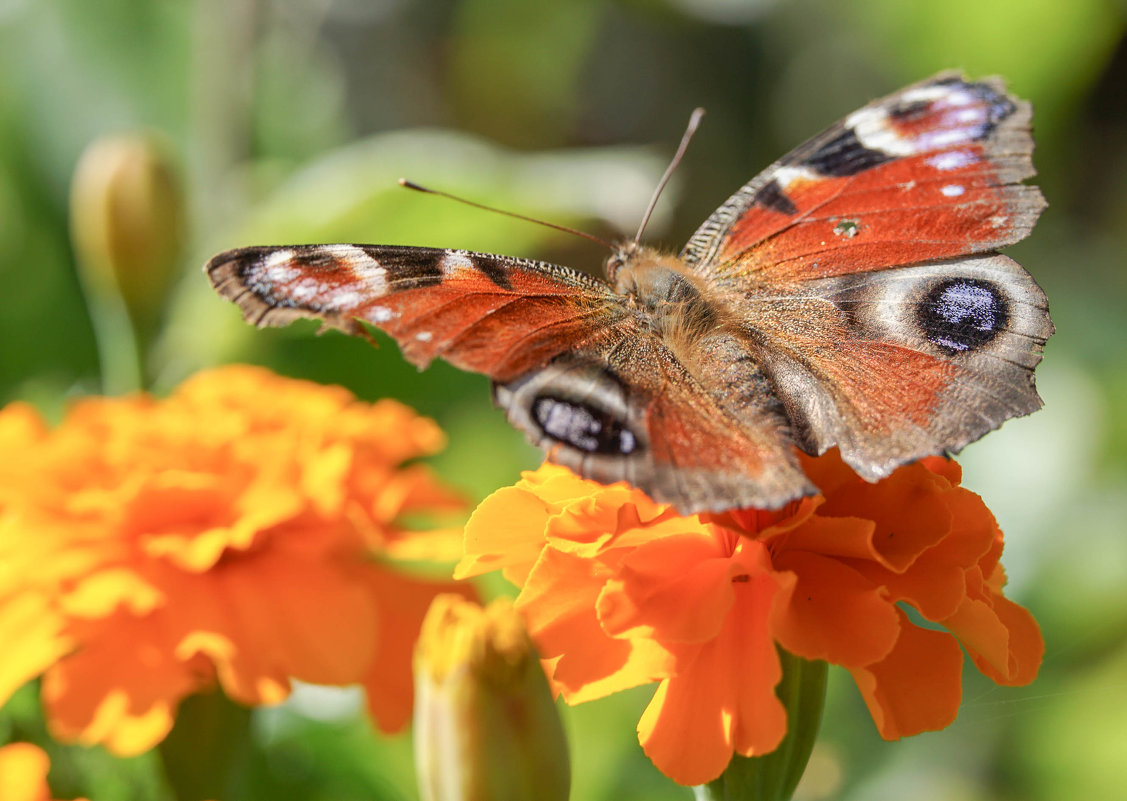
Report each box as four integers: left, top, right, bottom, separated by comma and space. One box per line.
680, 73, 1053, 479
206, 244, 813, 511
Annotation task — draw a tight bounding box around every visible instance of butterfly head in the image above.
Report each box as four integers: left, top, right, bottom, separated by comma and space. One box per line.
607, 242, 699, 304
604, 240, 640, 285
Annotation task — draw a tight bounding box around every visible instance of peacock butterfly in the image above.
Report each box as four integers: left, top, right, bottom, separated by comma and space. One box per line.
206, 72, 1053, 513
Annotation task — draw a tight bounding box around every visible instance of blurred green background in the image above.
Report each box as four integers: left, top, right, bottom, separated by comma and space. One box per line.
2, 0, 1126, 799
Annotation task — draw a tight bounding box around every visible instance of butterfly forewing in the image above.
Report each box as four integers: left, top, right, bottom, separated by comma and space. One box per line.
682, 73, 1044, 279
677, 73, 1052, 480
207, 242, 814, 512
208, 244, 624, 382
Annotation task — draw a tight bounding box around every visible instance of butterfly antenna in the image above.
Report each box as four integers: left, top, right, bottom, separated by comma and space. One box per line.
398, 179, 614, 248
633, 107, 705, 245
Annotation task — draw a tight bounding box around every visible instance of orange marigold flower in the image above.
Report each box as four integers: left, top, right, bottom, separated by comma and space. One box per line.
0, 366, 472, 755
456, 452, 1043, 786
0, 742, 89, 801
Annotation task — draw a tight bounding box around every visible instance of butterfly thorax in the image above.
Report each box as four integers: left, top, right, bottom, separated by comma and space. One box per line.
609, 243, 724, 339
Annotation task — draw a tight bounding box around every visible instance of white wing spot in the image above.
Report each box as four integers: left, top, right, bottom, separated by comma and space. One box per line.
442, 252, 476, 276
772, 165, 819, 190
327, 290, 361, 309
333, 245, 387, 296
941, 184, 966, 197
927, 150, 978, 171
262, 249, 299, 283
847, 85, 988, 157
367, 306, 397, 323
415, 331, 433, 342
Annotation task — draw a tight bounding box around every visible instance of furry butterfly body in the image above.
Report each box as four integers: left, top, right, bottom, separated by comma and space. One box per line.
207, 73, 1052, 513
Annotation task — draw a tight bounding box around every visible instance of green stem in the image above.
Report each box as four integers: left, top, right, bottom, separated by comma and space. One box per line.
693, 651, 828, 801
80, 275, 145, 395
157, 691, 252, 801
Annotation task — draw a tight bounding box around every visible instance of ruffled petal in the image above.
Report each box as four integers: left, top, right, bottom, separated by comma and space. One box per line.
638, 571, 788, 785
849, 608, 964, 739
41, 614, 201, 755
519, 548, 671, 701
597, 530, 736, 643
772, 551, 900, 667
943, 568, 1043, 686
0, 592, 74, 706
456, 486, 551, 584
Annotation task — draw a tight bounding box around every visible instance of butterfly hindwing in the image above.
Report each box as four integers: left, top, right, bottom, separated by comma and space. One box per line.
207, 243, 814, 512
678, 73, 1052, 480
494, 324, 813, 511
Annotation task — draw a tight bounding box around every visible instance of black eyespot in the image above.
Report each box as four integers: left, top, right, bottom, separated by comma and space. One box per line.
918, 278, 1009, 354
532, 396, 639, 455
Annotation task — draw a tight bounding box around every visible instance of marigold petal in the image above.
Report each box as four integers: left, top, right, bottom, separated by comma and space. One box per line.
638, 572, 788, 786
301, 442, 352, 516
766, 507, 876, 562
597, 531, 738, 643
772, 550, 900, 667
59, 568, 163, 618
942, 570, 1043, 686
849, 609, 964, 739
0, 593, 74, 707
0, 742, 52, 801
457, 486, 550, 583
208, 552, 380, 693
371, 464, 466, 524
520, 463, 611, 505
797, 448, 860, 496
41, 617, 197, 755
519, 548, 673, 701
967, 591, 1043, 686
920, 454, 961, 484
817, 462, 952, 573
383, 527, 466, 563
361, 569, 477, 732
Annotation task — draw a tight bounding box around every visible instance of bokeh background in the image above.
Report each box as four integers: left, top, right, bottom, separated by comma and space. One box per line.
2, 0, 1126, 799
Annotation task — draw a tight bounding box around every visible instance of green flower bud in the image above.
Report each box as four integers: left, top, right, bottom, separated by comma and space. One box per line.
69, 133, 186, 320
414, 595, 570, 801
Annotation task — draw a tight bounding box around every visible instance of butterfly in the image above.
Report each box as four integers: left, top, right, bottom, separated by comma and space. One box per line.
206, 72, 1052, 514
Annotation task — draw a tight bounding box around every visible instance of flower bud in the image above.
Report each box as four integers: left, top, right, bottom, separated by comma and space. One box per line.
414, 595, 569, 801
69, 133, 185, 320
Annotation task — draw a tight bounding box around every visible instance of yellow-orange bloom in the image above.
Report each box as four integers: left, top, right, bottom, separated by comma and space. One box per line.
0, 743, 89, 801
0, 366, 472, 755
457, 452, 1043, 786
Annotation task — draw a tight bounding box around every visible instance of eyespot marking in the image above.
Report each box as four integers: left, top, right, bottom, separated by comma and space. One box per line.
532, 395, 639, 455
917, 278, 1009, 354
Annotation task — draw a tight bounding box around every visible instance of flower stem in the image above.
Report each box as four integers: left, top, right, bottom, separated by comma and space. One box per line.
157, 690, 252, 801
693, 651, 828, 801
81, 281, 145, 395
